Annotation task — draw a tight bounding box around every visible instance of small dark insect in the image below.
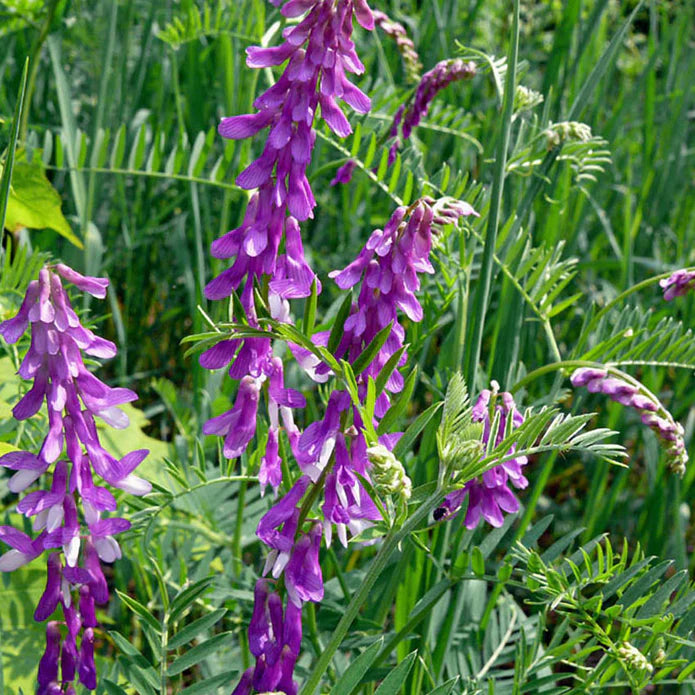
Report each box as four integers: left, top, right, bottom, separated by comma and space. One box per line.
433, 507, 447, 521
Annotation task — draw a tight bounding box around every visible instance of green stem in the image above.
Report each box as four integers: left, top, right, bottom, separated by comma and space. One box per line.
510, 359, 603, 393
19, 0, 60, 142
575, 266, 695, 355
464, 0, 520, 390
299, 488, 447, 695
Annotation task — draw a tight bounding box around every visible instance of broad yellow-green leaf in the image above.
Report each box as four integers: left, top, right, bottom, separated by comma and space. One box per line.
3, 159, 83, 248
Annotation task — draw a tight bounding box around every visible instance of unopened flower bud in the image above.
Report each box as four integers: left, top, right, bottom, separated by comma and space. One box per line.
617, 641, 653, 673
367, 444, 412, 501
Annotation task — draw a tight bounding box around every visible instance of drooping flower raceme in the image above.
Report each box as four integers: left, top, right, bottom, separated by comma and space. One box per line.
372, 10, 422, 82
0, 264, 150, 694
201, 0, 376, 500
660, 268, 695, 301
208, 0, 375, 309
437, 385, 529, 529
388, 58, 476, 165
571, 367, 688, 475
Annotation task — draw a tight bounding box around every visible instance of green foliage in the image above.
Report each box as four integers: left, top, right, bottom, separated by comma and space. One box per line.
3, 153, 81, 246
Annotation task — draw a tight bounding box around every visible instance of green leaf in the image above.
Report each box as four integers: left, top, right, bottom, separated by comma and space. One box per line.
168, 608, 227, 650
179, 670, 241, 695
302, 277, 318, 337
377, 367, 418, 436
327, 291, 353, 354
166, 631, 233, 676
4, 157, 82, 247
373, 651, 417, 694
351, 322, 393, 376
0, 58, 27, 235
0, 559, 48, 695
393, 402, 443, 460
425, 678, 459, 695
375, 346, 407, 396
169, 577, 214, 622
102, 681, 129, 695
332, 637, 384, 695
115, 590, 160, 632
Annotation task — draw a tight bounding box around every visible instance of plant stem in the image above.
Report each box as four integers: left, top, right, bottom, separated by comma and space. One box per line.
299, 488, 447, 695
19, 0, 60, 142
464, 0, 520, 390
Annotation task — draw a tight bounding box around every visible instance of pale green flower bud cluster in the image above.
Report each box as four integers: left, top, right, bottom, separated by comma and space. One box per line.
514, 84, 544, 112
543, 121, 593, 149
617, 642, 653, 673
367, 444, 412, 502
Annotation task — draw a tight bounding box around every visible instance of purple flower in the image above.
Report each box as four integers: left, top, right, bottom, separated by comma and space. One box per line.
208, 0, 373, 303
330, 159, 357, 186
236, 581, 306, 695
439, 387, 529, 529
0, 526, 45, 571
327, 199, 477, 415
660, 268, 695, 301
37, 621, 61, 689
571, 367, 688, 475
285, 523, 324, 606
402, 59, 476, 140
0, 264, 151, 692
202, 375, 261, 459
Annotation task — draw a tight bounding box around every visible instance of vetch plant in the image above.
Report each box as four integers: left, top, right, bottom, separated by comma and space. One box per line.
2, 0, 695, 692
0, 264, 150, 693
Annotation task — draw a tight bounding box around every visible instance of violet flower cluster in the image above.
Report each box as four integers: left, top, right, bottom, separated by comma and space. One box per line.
388, 58, 476, 165
660, 269, 695, 301
200, 0, 376, 501
294, 198, 477, 417
436, 385, 529, 529
571, 367, 688, 475
0, 264, 150, 694
230, 195, 477, 694
208, 0, 375, 311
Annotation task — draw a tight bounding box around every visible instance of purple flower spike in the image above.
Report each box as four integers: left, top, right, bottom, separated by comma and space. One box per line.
660, 268, 695, 301
386, 58, 476, 163
208, 0, 374, 302
0, 263, 150, 693
439, 387, 528, 529
571, 368, 688, 475
326, 199, 476, 415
